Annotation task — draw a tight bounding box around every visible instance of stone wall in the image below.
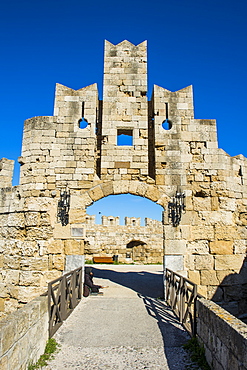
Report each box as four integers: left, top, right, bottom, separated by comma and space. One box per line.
0, 189, 84, 317
197, 297, 247, 370
84, 215, 163, 263
0, 158, 14, 188
0, 295, 48, 369
0, 39, 247, 319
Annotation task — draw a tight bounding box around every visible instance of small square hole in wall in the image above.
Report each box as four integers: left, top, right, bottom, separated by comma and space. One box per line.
117, 129, 133, 146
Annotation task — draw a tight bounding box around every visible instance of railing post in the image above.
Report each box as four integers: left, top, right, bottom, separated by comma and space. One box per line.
170, 271, 174, 308
180, 276, 184, 323
61, 274, 66, 321
193, 285, 198, 336
71, 270, 77, 309
48, 282, 52, 337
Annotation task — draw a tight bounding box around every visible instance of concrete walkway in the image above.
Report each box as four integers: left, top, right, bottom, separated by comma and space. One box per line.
44, 265, 195, 369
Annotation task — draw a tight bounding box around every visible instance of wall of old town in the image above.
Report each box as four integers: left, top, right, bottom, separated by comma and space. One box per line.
83, 215, 163, 263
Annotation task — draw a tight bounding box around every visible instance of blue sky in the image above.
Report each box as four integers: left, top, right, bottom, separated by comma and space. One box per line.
0, 0, 246, 222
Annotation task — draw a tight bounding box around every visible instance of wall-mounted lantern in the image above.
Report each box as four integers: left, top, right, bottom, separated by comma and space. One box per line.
168, 192, 186, 227
57, 189, 70, 226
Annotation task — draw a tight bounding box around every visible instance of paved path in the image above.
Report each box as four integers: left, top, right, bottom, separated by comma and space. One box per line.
44, 265, 195, 369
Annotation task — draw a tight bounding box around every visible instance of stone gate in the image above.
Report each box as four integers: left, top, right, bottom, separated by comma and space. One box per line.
0, 40, 247, 319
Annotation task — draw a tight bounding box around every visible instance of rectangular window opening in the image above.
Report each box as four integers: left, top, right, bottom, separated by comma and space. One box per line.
117, 129, 133, 146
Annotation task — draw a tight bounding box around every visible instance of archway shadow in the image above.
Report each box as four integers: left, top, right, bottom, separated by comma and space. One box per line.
93, 267, 164, 298
92, 267, 190, 368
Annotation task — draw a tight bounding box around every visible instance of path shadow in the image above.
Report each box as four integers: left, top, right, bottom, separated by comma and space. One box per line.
92, 267, 190, 369
140, 294, 190, 368
92, 267, 164, 297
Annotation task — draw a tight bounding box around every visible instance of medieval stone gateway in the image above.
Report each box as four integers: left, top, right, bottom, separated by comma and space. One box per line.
0, 40, 247, 323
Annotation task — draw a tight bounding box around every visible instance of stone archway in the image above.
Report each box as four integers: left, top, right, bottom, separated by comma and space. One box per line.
70, 180, 170, 211
69, 181, 168, 265
126, 240, 147, 263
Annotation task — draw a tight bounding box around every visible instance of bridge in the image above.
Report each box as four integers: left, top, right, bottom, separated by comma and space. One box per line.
1, 264, 246, 369
45, 265, 194, 369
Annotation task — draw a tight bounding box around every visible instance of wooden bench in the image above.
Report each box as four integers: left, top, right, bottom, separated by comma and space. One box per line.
93, 256, 114, 264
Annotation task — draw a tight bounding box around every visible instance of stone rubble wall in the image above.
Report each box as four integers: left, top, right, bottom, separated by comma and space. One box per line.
197, 297, 247, 370
0, 295, 48, 369
84, 215, 163, 263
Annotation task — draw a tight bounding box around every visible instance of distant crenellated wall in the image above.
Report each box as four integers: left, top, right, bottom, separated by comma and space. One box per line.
83, 215, 163, 263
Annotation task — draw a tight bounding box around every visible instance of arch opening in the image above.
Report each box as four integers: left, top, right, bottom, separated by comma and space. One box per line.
84, 193, 164, 265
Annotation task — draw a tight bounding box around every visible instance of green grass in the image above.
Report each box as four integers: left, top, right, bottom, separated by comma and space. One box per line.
28, 338, 60, 369
183, 337, 211, 370
85, 259, 94, 264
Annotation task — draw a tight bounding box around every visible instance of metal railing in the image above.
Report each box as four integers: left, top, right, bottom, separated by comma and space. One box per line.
48, 267, 82, 337
165, 268, 202, 336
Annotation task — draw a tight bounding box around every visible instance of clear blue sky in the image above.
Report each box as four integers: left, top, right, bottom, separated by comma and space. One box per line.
0, 0, 246, 222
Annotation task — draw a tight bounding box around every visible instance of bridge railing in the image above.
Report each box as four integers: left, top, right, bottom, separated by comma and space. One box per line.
48, 267, 82, 337
165, 268, 202, 336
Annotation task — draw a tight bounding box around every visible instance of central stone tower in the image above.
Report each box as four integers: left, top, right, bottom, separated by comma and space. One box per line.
101, 40, 149, 180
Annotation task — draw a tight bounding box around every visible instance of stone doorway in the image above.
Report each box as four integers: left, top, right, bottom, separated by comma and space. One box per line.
126, 240, 148, 263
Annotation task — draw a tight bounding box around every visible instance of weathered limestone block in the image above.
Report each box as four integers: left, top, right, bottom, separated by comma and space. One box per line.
211, 196, 219, 210
145, 186, 161, 202
187, 240, 209, 254
209, 240, 234, 255
24, 212, 40, 226
164, 255, 184, 271
64, 239, 84, 255
216, 270, 247, 285
17, 286, 43, 303
188, 270, 200, 285
200, 270, 219, 285
19, 271, 41, 286
191, 226, 214, 240
4, 270, 20, 285
88, 185, 104, 201
26, 226, 53, 240
71, 193, 92, 209
69, 209, 86, 223
193, 197, 211, 211
165, 240, 186, 255
136, 182, 149, 197
214, 255, 244, 271
4, 256, 21, 270
7, 213, 25, 228
20, 257, 49, 271
53, 223, 71, 239
199, 210, 233, 226
113, 180, 130, 195
233, 239, 247, 254
16, 241, 39, 257
197, 285, 208, 297
47, 239, 65, 254
238, 212, 247, 226
194, 255, 214, 270
219, 197, 236, 211
214, 225, 238, 240
52, 255, 65, 271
